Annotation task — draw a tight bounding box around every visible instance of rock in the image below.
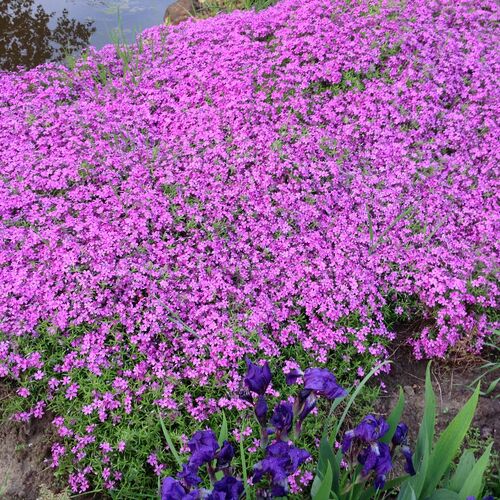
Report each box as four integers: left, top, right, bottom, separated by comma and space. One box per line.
403, 385, 415, 397
164, 0, 198, 25
480, 425, 493, 439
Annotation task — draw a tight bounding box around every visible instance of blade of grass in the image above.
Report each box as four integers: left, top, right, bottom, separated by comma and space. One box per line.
380, 387, 405, 444
331, 360, 390, 445
218, 411, 228, 446
421, 384, 480, 498
158, 411, 183, 468
239, 421, 249, 498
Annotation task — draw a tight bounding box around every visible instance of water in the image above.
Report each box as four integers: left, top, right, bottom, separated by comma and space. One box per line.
0, 0, 172, 71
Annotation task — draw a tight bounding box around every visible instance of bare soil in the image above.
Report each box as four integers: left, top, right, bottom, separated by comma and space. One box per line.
376, 344, 499, 448
0, 405, 59, 499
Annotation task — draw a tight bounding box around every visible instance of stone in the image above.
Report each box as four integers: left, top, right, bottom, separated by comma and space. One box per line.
403, 385, 415, 397
164, 0, 198, 25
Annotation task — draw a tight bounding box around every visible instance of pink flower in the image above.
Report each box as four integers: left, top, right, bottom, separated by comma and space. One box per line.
65, 384, 79, 400
17, 387, 30, 398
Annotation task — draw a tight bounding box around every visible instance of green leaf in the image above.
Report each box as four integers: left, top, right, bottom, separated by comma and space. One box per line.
331, 360, 391, 444
414, 362, 436, 468
218, 411, 228, 446
359, 476, 408, 500
158, 412, 183, 468
447, 450, 475, 492
239, 422, 249, 499
311, 475, 322, 498
312, 462, 333, 500
380, 387, 405, 444
421, 384, 480, 498
427, 489, 460, 500
458, 442, 493, 500
398, 484, 417, 500
215, 414, 229, 482
317, 436, 340, 494
482, 376, 499, 396
398, 436, 429, 499
402, 364, 434, 498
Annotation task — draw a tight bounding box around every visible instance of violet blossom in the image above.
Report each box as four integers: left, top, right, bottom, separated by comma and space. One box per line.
188, 430, 220, 467
207, 476, 244, 500
244, 359, 272, 396
161, 477, 199, 500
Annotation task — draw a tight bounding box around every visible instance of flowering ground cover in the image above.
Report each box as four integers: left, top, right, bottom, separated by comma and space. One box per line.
0, 0, 498, 495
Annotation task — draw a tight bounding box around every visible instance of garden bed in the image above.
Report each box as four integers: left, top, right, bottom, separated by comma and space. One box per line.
1, 345, 498, 498
0, 0, 498, 496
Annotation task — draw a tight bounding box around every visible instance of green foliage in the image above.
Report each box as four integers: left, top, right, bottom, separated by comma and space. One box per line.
313, 361, 391, 500
397, 365, 488, 500
1, 320, 381, 498
311, 362, 492, 500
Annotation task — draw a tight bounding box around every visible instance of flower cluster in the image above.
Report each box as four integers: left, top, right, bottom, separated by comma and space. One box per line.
342, 417, 415, 489
244, 359, 345, 496
161, 430, 243, 499
0, 0, 498, 492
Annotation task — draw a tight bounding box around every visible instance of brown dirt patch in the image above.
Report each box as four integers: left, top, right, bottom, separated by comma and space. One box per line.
0, 384, 63, 500
376, 344, 499, 448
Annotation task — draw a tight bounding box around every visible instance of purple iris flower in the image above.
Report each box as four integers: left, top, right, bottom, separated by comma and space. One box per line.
253, 441, 310, 485
216, 440, 235, 469
188, 430, 219, 467
391, 422, 415, 476
244, 358, 272, 395
293, 389, 310, 416
303, 368, 347, 400
298, 392, 316, 420
391, 423, 409, 446
342, 415, 389, 452
401, 445, 416, 475
267, 441, 310, 472
177, 463, 201, 487
294, 390, 317, 436
207, 476, 244, 500
285, 368, 304, 386
358, 442, 392, 489
270, 483, 289, 497
270, 402, 293, 439
239, 391, 254, 404
161, 477, 199, 500
255, 395, 268, 427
